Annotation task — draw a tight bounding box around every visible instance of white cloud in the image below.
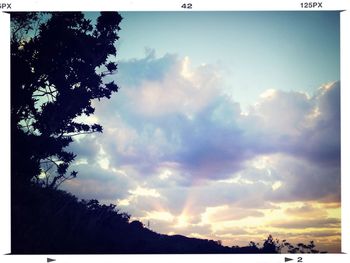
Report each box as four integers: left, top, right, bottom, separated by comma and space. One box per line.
129, 186, 161, 198
142, 210, 175, 222
124, 56, 221, 117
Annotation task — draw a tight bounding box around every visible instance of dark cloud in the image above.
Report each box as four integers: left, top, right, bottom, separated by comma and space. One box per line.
169, 102, 248, 180
296, 82, 340, 166
304, 231, 340, 238
267, 155, 340, 203
270, 218, 340, 229
67, 135, 101, 163
61, 163, 134, 201
284, 204, 327, 218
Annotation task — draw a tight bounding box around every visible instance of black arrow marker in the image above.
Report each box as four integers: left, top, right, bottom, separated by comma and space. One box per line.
47, 258, 56, 263
285, 257, 293, 262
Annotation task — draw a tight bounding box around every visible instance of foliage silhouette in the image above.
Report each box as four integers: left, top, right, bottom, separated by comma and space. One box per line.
247, 234, 325, 254
11, 12, 122, 189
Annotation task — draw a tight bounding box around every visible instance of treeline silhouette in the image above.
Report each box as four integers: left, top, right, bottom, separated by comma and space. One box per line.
12, 184, 323, 254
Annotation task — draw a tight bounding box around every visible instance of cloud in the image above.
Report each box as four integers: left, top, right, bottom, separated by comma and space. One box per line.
284, 204, 328, 218
61, 163, 135, 202
270, 218, 340, 229
298, 82, 340, 165
63, 53, 340, 250
84, 53, 341, 184
125, 62, 220, 117
67, 53, 340, 205
251, 88, 313, 137
201, 205, 264, 224
265, 154, 340, 203
213, 227, 250, 236
67, 135, 101, 163
303, 231, 340, 238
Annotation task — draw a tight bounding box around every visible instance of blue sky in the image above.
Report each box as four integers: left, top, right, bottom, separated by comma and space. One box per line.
114, 12, 339, 109
64, 11, 341, 252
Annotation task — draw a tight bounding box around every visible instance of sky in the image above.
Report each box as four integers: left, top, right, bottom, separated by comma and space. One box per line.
63, 11, 341, 252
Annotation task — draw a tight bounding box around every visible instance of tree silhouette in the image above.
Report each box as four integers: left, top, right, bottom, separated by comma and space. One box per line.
258, 235, 323, 253
261, 234, 279, 253
11, 12, 122, 189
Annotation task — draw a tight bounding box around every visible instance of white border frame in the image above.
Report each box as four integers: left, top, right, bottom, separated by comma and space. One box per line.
1, 1, 349, 263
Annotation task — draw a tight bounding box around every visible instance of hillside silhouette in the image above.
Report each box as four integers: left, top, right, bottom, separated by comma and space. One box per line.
12, 184, 251, 254
12, 183, 322, 254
